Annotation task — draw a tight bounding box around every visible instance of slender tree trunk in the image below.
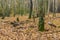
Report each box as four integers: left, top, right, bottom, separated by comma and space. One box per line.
29, 0, 33, 19
53, 0, 56, 17
47, 0, 50, 14
55, 0, 58, 13
1, 0, 5, 19
39, 0, 45, 31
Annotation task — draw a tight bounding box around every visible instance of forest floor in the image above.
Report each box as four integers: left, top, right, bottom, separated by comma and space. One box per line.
0, 13, 60, 40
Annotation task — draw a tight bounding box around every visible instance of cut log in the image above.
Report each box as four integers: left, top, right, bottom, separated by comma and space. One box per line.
48, 22, 57, 27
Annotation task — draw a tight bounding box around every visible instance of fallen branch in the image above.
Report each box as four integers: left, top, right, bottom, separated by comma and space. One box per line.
48, 22, 57, 27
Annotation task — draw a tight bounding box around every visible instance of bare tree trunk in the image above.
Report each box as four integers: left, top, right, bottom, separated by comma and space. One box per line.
55, 0, 58, 13
47, 0, 50, 14
53, 0, 56, 17
39, 0, 45, 31
1, 0, 5, 19
29, 0, 33, 19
